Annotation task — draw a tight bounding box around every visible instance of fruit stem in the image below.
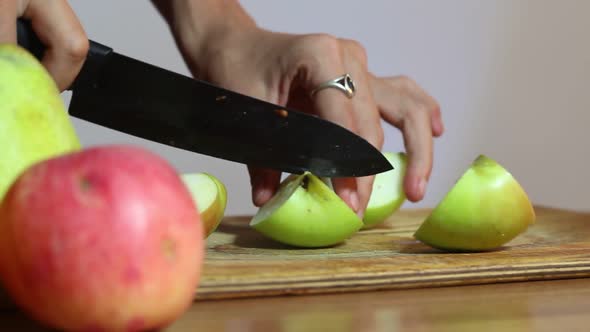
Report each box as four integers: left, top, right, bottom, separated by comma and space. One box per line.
301, 174, 310, 190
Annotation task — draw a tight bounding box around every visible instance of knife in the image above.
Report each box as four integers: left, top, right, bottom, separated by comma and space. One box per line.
16, 19, 393, 177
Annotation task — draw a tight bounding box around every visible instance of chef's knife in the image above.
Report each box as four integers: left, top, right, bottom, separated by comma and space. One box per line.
16, 19, 393, 177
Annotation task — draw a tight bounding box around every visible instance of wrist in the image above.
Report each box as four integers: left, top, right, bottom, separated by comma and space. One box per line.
152, 0, 259, 74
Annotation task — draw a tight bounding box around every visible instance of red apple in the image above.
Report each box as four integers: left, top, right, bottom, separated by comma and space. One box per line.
0, 145, 204, 331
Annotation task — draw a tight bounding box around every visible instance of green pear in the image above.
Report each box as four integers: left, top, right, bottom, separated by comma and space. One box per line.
414, 155, 536, 252
361, 152, 407, 229
250, 172, 363, 248
0, 44, 81, 200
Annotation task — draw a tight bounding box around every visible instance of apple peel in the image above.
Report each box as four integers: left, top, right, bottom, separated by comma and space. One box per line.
362, 152, 407, 229
250, 172, 363, 248
414, 155, 536, 252
181, 172, 227, 237
0, 44, 81, 201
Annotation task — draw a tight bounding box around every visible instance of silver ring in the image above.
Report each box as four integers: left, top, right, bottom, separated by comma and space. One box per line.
310, 73, 356, 99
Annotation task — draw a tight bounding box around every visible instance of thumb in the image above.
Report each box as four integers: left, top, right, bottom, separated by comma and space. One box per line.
248, 166, 281, 207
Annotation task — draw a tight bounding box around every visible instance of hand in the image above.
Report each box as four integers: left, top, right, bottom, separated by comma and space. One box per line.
369, 74, 444, 202
153, 1, 444, 217
193, 32, 443, 216
0, 0, 88, 91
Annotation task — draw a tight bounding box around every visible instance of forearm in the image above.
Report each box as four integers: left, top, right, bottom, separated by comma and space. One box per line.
151, 0, 257, 58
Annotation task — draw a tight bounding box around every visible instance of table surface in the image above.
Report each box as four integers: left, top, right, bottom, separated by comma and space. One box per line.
2, 277, 590, 331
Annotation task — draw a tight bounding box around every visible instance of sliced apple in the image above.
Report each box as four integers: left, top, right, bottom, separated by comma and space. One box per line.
181, 172, 227, 237
414, 155, 536, 252
250, 172, 363, 248
362, 152, 408, 229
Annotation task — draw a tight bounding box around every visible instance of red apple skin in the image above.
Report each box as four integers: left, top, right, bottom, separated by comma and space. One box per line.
0, 145, 204, 331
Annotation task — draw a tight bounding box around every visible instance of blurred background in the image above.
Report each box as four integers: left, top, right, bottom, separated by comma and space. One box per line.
63, 0, 590, 215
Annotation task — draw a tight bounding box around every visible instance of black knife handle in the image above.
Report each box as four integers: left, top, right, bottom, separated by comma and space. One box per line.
16, 18, 113, 91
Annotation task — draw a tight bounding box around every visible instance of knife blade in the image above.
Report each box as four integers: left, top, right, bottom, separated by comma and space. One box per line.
16, 19, 393, 177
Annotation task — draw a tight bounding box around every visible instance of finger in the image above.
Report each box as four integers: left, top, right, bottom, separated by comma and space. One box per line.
248, 166, 281, 207
297, 35, 360, 213
22, 0, 89, 91
412, 82, 444, 138
431, 101, 445, 137
370, 74, 444, 137
369, 75, 405, 128
0, 0, 18, 43
213, 72, 283, 208
338, 39, 384, 217
416, 83, 444, 137
400, 108, 433, 202
312, 88, 360, 214
369, 75, 438, 202
201, 57, 284, 208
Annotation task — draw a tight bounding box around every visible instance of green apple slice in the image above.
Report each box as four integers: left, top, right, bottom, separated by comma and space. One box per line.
181, 172, 227, 237
362, 152, 408, 229
250, 172, 363, 248
414, 155, 536, 252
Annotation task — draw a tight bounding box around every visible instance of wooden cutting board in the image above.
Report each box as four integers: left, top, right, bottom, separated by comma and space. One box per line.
195, 206, 590, 300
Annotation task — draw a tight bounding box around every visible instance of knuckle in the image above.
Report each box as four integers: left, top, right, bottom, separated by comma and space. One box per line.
292, 33, 344, 83
396, 75, 416, 90
395, 75, 441, 115
372, 126, 385, 148
298, 33, 342, 58
65, 34, 89, 62
337, 113, 359, 136
363, 121, 384, 148
342, 39, 368, 64
404, 106, 424, 123
346, 117, 359, 135
430, 98, 441, 115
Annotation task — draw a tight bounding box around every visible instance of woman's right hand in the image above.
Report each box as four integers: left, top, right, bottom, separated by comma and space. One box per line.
0, 0, 88, 91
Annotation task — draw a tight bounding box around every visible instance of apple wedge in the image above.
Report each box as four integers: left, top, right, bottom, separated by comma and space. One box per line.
181, 172, 227, 237
250, 172, 363, 248
362, 152, 408, 229
414, 155, 536, 252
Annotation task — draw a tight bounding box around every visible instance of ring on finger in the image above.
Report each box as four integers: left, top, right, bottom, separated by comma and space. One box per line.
310, 73, 356, 99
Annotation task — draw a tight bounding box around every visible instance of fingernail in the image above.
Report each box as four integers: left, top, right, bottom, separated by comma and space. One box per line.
349, 190, 360, 212
254, 188, 272, 206
418, 178, 427, 197
357, 209, 365, 219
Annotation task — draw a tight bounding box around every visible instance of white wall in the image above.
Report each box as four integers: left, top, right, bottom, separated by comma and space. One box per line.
64, 0, 590, 215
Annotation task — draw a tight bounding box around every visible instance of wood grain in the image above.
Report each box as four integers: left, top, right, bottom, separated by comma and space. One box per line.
2, 207, 590, 331
168, 278, 590, 332
5, 278, 590, 331
196, 206, 590, 300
